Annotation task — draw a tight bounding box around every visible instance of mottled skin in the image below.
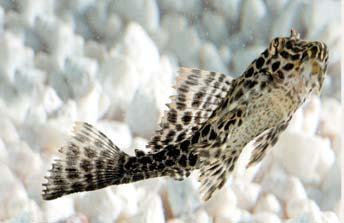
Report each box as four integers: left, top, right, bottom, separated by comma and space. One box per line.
43, 30, 328, 201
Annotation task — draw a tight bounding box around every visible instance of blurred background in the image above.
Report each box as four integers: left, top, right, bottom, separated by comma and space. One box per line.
0, 0, 341, 222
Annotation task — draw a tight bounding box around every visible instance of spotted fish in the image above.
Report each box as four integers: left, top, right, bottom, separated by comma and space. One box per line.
42, 30, 328, 201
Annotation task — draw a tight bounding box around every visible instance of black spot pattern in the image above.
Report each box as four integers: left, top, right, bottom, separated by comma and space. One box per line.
255, 57, 265, 69
178, 155, 187, 167
280, 51, 290, 59
84, 146, 96, 159
166, 146, 181, 158
245, 67, 254, 78
124, 157, 137, 170
177, 132, 186, 141
80, 159, 92, 172
180, 140, 190, 152
153, 150, 166, 162
244, 80, 257, 89
188, 153, 198, 166
71, 182, 84, 191
191, 131, 200, 144
277, 71, 285, 79
234, 89, 243, 101
224, 120, 236, 131
209, 130, 217, 140
310, 46, 318, 58
175, 124, 183, 131
272, 61, 280, 72
165, 159, 174, 166
135, 149, 145, 157
291, 54, 300, 61
176, 102, 186, 110
167, 110, 177, 124
182, 112, 192, 125
218, 121, 225, 129
202, 124, 211, 137
283, 63, 294, 71
191, 99, 201, 108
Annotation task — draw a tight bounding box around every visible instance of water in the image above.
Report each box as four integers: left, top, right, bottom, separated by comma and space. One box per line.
0, 0, 341, 222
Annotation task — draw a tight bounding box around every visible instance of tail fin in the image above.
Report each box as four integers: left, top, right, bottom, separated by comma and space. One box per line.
42, 122, 129, 200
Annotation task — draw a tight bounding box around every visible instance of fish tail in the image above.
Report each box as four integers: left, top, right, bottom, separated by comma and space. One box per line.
42, 122, 135, 200
42, 122, 189, 200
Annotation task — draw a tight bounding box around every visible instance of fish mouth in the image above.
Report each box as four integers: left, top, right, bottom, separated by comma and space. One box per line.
299, 57, 326, 95
300, 56, 327, 77
301, 61, 327, 82
301, 41, 328, 69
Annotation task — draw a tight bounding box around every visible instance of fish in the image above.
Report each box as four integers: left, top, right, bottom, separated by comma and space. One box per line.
42, 29, 329, 201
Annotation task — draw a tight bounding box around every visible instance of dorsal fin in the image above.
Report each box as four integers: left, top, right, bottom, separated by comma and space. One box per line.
147, 67, 233, 151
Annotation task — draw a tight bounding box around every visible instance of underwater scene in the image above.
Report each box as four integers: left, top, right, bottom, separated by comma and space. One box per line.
0, 0, 341, 222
